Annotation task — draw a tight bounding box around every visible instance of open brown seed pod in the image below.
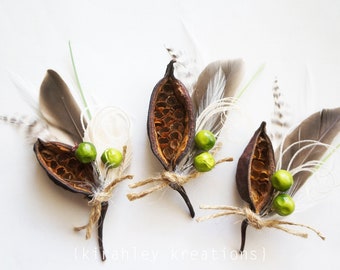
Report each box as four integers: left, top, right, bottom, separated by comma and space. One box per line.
236, 121, 275, 251
147, 60, 195, 171
236, 122, 275, 214
147, 60, 196, 216
34, 137, 108, 260
34, 139, 97, 195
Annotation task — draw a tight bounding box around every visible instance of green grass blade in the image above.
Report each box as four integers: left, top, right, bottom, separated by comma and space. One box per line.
68, 41, 92, 120
236, 63, 265, 99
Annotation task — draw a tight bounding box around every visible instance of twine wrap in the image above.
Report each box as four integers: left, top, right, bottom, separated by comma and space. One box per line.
127, 156, 233, 201
197, 205, 325, 240
74, 145, 133, 239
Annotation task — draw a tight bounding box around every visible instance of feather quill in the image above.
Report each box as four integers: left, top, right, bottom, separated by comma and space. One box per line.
276, 107, 340, 196
39, 69, 84, 144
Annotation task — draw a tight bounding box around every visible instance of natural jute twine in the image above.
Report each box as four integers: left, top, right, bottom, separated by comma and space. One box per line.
127, 155, 233, 201
197, 205, 325, 240
74, 146, 133, 239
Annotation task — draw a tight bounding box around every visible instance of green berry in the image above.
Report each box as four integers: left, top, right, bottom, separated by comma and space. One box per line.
194, 130, 216, 151
272, 194, 295, 216
194, 152, 215, 172
271, 170, 294, 191
101, 148, 123, 168
75, 142, 97, 163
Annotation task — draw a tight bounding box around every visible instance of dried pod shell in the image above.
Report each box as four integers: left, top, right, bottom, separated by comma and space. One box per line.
236, 122, 275, 214
147, 60, 195, 171
33, 139, 96, 196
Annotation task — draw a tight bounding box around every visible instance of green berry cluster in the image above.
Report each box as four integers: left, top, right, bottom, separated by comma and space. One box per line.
193, 130, 216, 172
75, 142, 123, 169
270, 170, 295, 216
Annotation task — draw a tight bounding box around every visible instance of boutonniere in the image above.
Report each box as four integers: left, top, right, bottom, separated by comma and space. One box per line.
127, 48, 255, 217
1, 45, 133, 261
198, 80, 340, 252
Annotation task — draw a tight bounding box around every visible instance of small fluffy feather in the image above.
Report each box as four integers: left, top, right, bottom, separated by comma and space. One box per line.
166, 46, 201, 94
270, 78, 291, 148
0, 114, 55, 143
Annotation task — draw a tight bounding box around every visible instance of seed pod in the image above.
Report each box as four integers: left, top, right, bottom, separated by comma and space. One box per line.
147, 60, 195, 171
33, 138, 108, 260
34, 139, 96, 196
236, 122, 275, 214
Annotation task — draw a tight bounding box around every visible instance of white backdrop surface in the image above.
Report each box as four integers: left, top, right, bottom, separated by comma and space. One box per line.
0, 0, 339, 269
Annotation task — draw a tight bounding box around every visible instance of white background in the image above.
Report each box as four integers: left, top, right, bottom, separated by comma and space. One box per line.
0, 0, 339, 269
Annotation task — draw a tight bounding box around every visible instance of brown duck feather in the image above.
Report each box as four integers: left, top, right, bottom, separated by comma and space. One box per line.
39, 69, 84, 143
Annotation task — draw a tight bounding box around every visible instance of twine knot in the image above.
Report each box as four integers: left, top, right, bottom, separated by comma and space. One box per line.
127, 155, 233, 201
161, 171, 197, 186
74, 145, 133, 239
243, 207, 264, 229
197, 205, 325, 240
74, 173, 133, 239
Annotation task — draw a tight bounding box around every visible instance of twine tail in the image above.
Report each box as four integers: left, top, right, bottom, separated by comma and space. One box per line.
106, 174, 134, 192
215, 156, 233, 165
197, 205, 325, 252
128, 176, 164, 189
126, 151, 231, 203
74, 201, 102, 239
73, 143, 132, 262
197, 205, 245, 222
196, 210, 239, 222
127, 182, 168, 200
268, 220, 326, 240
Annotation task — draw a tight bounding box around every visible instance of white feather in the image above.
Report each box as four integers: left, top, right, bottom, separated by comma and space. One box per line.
276, 140, 331, 171
165, 45, 202, 95
83, 106, 132, 186
7, 70, 39, 113
196, 97, 239, 136
196, 67, 226, 117
291, 149, 340, 213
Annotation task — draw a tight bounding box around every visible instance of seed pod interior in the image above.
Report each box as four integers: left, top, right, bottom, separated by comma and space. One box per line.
34, 139, 96, 196
236, 122, 275, 214
147, 60, 195, 171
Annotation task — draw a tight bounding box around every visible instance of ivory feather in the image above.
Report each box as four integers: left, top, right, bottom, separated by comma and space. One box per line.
176, 59, 244, 174
39, 70, 84, 144
83, 107, 132, 185
191, 59, 245, 135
